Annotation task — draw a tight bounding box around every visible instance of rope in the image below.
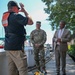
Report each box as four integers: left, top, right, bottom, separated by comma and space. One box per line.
28, 52, 54, 72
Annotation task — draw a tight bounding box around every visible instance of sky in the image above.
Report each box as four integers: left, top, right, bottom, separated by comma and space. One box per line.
0, 0, 55, 44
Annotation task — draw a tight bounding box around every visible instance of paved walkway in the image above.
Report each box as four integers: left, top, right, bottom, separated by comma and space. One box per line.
28, 54, 75, 75
45, 54, 75, 75
0, 52, 75, 75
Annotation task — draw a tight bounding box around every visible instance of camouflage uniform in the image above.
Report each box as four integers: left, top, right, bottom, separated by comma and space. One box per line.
30, 29, 47, 71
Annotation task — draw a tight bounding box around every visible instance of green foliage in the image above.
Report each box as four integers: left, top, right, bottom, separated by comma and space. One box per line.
42, 0, 75, 31
68, 44, 75, 57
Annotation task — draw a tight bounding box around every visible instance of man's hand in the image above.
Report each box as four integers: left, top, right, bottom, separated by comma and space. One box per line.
35, 44, 40, 47
57, 38, 61, 43
19, 3, 25, 12
19, 3, 24, 8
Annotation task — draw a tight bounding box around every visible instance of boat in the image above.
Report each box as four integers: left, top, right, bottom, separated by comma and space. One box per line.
0, 45, 4, 48
0, 40, 4, 48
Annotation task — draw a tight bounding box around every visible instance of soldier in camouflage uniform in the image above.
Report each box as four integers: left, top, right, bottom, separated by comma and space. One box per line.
30, 21, 47, 73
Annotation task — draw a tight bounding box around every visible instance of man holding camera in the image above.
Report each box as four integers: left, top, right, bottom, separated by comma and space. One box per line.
2, 1, 33, 75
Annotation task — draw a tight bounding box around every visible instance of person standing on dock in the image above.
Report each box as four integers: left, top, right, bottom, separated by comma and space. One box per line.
2, 1, 33, 75
30, 21, 47, 74
53, 20, 71, 75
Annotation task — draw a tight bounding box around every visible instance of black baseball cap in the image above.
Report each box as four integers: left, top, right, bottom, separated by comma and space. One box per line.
7, 1, 20, 9
36, 21, 41, 25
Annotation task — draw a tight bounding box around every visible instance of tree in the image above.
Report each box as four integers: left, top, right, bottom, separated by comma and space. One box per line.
42, 0, 75, 32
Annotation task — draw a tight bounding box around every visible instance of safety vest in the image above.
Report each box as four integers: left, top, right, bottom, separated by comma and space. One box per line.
2, 12, 10, 27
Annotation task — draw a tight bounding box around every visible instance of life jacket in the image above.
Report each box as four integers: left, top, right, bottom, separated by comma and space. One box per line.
2, 12, 10, 27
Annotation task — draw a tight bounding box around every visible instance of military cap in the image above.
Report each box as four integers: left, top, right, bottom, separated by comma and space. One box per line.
36, 21, 41, 25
